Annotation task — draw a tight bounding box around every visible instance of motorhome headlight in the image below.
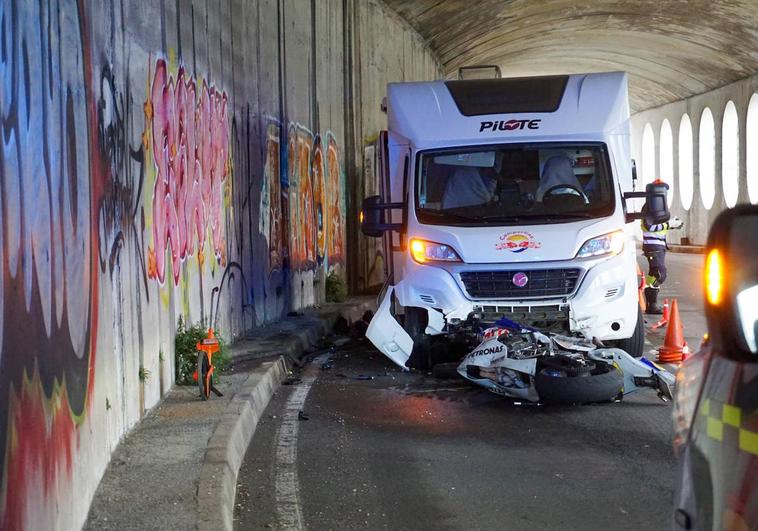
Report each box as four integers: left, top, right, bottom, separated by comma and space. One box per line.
576, 230, 625, 259
409, 239, 462, 263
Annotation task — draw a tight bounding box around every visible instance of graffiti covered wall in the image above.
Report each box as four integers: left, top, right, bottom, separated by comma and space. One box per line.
0, 1, 101, 528
0, 0, 438, 528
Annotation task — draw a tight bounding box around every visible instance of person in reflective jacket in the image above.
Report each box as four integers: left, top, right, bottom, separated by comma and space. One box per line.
641, 180, 683, 314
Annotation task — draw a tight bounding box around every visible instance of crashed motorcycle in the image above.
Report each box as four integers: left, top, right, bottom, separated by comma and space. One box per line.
456, 319, 675, 404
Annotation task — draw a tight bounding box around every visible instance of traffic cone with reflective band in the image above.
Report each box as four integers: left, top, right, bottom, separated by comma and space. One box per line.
658, 299, 685, 363
681, 341, 691, 361
651, 299, 670, 330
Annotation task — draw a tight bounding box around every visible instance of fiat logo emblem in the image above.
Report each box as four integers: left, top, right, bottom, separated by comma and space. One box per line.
512, 272, 528, 287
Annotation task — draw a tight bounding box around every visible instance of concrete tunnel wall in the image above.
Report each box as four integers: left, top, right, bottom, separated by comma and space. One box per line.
631, 73, 758, 245
0, 0, 439, 528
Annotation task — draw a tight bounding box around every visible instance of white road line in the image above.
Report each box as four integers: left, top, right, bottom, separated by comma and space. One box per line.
274, 354, 328, 530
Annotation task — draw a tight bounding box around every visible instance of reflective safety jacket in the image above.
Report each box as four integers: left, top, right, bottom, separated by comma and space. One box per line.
641, 219, 670, 251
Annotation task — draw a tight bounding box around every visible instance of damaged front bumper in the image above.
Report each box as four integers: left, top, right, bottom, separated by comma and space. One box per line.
365, 286, 414, 369
366, 253, 637, 370
388, 249, 638, 338
364, 285, 445, 369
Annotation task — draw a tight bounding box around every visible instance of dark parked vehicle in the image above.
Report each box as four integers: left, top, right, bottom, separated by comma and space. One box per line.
672, 205, 758, 530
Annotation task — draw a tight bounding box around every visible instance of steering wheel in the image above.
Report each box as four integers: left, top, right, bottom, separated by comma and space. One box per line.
542, 184, 590, 204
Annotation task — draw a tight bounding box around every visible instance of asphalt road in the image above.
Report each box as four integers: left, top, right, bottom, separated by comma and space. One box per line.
235, 253, 706, 530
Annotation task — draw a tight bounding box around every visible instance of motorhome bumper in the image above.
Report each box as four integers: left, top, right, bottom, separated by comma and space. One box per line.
392, 252, 636, 338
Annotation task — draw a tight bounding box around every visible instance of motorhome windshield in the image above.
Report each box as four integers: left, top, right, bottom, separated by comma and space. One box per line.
415, 143, 615, 226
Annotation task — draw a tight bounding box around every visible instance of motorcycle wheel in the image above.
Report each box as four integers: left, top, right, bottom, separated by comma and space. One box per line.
534, 362, 623, 405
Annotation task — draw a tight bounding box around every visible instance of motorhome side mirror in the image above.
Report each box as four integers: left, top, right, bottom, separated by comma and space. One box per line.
623, 182, 669, 223
704, 205, 758, 361
644, 182, 670, 225
360, 196, 404, 237
361, 196, 385, 237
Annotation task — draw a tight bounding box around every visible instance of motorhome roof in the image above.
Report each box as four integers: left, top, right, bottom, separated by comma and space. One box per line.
386, 72, 630, 148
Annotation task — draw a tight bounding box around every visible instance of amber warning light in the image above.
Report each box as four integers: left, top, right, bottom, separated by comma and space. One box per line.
410, 239, 427, 263
705, 248, 723, 305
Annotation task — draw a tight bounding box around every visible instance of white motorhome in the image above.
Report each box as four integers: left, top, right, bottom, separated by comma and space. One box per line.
362, 72, 669, 369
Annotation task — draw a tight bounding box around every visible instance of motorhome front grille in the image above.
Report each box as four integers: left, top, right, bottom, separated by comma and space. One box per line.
460, 269, 581, 299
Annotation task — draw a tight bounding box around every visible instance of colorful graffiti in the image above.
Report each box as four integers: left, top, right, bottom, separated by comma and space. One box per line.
312, 137, 327, 262
0, 0, 101, 527
145, 59, 231, 285
325, 133, 345, 265
287, 124, 316, 271
265, 126, 344, 274
260, 122, 284, 272
0, 8, 238, 528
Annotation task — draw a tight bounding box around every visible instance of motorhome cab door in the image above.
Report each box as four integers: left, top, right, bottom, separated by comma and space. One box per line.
378, 130, 411, 284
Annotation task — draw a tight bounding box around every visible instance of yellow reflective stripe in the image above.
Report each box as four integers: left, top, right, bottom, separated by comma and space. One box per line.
722, 404, 741, 427
739, 429, 758, 456
700, 397, 758, 455
706, 417, 724, 441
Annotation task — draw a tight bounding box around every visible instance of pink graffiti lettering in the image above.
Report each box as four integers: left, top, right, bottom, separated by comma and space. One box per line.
146, 59, 230, 284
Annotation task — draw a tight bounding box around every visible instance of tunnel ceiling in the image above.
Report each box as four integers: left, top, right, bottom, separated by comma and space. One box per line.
383, 0, 758, 112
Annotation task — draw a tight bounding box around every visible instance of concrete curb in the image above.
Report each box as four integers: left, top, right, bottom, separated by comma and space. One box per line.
196, 357, 288, 531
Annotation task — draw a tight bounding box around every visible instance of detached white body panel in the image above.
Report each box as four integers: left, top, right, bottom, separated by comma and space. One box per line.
365, 287, 414, 368
366, 72, 639, 369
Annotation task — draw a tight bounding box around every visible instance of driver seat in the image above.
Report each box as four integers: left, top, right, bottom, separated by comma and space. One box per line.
536, 155, 583, 203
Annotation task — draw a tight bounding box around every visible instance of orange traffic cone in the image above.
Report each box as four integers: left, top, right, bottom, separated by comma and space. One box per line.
651, 299, 670, 330
658, 299, 685, 363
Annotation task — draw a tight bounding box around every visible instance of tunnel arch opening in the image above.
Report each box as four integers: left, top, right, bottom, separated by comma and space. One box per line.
679, 113, 694, 210
699, 107, 716, 210
748, 93, 758, 204
721, 101, 739, 207
660, 119, 674, 206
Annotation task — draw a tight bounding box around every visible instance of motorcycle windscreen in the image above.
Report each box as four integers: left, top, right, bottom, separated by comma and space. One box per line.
457, 337, 540, 401
365, 286, 413, 369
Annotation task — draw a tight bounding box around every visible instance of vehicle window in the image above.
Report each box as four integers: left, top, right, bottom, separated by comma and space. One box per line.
416, 143, 615, 225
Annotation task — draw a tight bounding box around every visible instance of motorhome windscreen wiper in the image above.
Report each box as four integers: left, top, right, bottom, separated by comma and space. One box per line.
538, 212, 598, 219
478, 212, 597, 222
419, 209, 488, 223
476, 214, 524, 222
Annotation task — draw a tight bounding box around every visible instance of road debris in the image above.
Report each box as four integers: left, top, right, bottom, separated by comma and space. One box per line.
458, 319, 676, 404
